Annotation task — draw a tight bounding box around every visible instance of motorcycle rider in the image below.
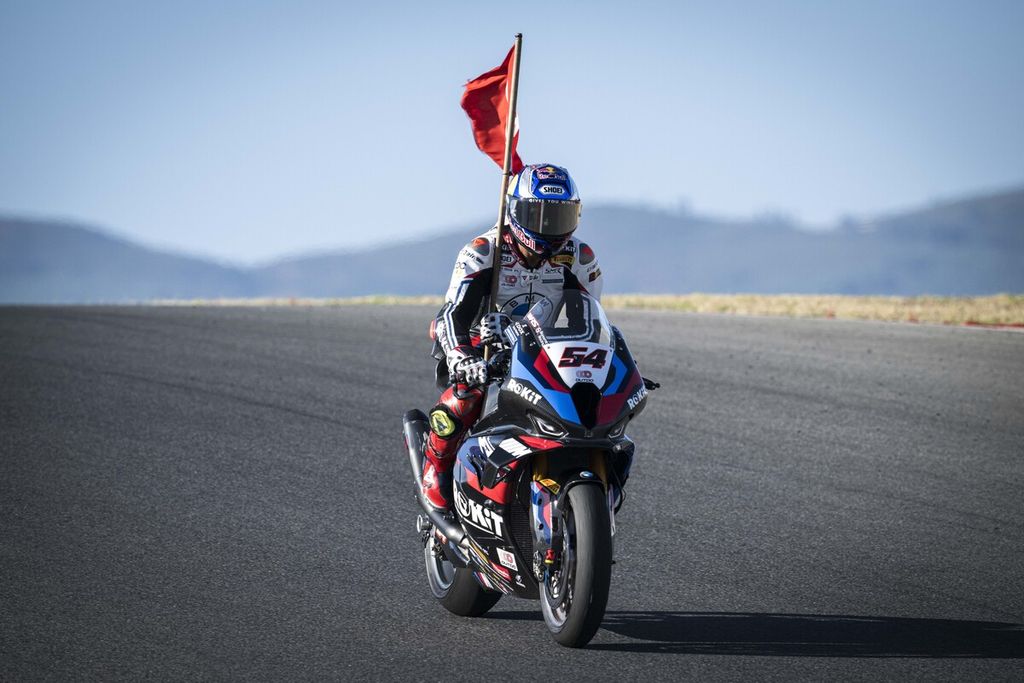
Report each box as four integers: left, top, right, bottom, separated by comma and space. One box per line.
422, 163, 607, 511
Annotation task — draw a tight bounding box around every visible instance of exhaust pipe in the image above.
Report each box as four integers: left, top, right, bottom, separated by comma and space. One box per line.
403, 410, 468, 550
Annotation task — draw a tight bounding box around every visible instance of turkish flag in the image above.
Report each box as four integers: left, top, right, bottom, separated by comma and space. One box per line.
461, 46, 524, 173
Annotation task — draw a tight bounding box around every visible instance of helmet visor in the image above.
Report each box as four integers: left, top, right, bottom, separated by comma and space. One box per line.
509, 198, 580, 237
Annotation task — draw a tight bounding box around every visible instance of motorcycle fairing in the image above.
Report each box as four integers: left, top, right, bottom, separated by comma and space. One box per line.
456, 434, 561, 504
453, 436, 556, 598
509, 328, 646, 430
510, 344, 579, 423
531, 480, 555, 546
452, 431, 621, 599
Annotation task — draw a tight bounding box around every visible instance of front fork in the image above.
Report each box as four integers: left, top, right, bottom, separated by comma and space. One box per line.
529, 452, 617, 582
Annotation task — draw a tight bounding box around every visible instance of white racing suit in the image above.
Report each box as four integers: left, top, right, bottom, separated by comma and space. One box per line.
434, 225, 603, 355
421, 225, 604, 509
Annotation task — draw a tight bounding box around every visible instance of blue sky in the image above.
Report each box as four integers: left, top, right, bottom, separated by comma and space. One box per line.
2, 0, 1022, 263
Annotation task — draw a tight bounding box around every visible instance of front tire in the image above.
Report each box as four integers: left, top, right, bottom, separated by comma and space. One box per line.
424, 533, 501, 617
540, 484, 612, 647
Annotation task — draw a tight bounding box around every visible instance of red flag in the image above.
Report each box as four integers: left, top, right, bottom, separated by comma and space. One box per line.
461, 46, 523, 173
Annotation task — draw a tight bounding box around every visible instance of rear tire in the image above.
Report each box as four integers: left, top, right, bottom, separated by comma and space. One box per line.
540, 484, 612, 647
424, 534, 501, 617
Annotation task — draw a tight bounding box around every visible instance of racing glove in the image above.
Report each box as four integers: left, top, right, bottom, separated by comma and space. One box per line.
446, 345, 487, 386
479, 312, 512, 348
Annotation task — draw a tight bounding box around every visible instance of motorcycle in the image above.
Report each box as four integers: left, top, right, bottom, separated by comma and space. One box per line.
402, 290, 656, 647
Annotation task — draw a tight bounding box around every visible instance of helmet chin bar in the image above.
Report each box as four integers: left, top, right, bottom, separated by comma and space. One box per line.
508, 219, 570, 261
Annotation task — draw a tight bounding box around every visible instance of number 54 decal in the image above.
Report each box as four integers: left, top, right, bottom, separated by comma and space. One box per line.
558, 346, 608, 369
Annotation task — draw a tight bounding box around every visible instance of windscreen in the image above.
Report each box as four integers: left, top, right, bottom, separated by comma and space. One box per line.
523, 290, 613, 347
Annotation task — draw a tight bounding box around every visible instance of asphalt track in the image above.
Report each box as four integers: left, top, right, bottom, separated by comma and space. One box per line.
1, 305, 1023, 681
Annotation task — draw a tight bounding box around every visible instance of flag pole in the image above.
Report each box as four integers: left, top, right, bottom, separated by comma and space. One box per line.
486, 33, 523, 359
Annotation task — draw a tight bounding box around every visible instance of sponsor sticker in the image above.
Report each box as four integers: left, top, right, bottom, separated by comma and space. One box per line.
501, 292, 549, 317
506, 378, 542, 406
549, 254, 574, 267
588, 268, 602, 282
535, 166, 566, 181
627, 384, 649, 410
454, 489, 505, 536
497, 548, 518, 571
503, 321, 523, 347
526, 313, 547, 345
498, 438, 532, 457
536, 477, 560, 493
509, 223, 537, 251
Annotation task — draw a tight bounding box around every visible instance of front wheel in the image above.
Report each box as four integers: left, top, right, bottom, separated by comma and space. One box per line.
423, 533, 501, 617
540, 484, 612, 647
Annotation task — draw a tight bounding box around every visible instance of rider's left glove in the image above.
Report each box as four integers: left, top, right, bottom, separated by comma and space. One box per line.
446, 345, 488, 386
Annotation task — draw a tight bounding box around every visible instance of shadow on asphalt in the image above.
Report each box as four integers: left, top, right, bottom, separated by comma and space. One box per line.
485, 610, 1024, 657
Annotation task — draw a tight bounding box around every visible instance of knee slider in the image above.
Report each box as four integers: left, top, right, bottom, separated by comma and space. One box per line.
428, 407, 461, 439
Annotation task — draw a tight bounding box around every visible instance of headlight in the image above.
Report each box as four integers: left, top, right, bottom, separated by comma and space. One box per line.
530, 412, 568, 438
608, 416, 630, 439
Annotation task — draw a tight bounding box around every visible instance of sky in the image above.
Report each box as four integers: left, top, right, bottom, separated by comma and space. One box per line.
1, 0, 1022, 264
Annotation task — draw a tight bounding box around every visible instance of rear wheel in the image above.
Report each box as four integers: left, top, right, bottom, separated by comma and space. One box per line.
424, 533, 501, 617
540, 484, 612, 647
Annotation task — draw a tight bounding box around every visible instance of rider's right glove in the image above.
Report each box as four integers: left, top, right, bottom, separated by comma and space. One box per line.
446, 345, 487, 386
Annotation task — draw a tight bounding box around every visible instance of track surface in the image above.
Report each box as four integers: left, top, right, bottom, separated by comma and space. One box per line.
2, 306, 1023, 680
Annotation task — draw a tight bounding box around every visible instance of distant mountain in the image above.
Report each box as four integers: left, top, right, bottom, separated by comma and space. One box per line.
580, 189, 1024, 295
250, 231, 468, 299
2, 188, 1022, 303
0, 219, 252, 303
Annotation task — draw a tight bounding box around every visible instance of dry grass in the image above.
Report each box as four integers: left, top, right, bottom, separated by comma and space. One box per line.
151, 294, 1024, 327
602, 294, 1024, 326
150, 295, 445, 307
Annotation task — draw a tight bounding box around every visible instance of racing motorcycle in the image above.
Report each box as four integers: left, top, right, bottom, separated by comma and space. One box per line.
402, 290, 656, 647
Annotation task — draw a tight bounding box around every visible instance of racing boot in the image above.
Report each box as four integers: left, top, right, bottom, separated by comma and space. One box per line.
421, 457, 453, 511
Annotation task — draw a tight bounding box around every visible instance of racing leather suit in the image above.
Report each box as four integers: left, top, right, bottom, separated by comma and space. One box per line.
422, 225, 603, 508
